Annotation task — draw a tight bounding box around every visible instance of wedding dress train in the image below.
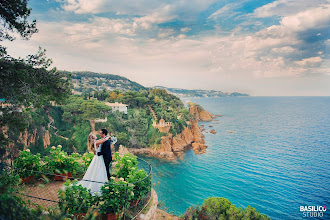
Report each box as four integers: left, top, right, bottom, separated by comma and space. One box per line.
78, 143, 108, 195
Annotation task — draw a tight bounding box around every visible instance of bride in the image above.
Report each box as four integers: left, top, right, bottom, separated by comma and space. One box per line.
78, 133, 109, 194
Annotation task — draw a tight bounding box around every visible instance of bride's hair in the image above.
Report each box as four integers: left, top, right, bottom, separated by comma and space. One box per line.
87, 133, 96, 152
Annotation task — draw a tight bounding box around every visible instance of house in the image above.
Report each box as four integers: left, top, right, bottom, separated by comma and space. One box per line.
152, 119, 172, 133
105, 102, 128, 114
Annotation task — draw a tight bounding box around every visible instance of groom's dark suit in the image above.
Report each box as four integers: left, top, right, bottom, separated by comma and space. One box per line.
97, 137, 112, 180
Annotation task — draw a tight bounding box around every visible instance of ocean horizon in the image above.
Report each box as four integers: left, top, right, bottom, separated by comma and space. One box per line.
142, 96, 330, 219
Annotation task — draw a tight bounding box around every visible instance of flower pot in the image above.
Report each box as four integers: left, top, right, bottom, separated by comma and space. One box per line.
72, 213, 86, 220
54, 172, 72, 181
102, 213, 120, 220
129, 199, 139, 207
21, 176, 35, 184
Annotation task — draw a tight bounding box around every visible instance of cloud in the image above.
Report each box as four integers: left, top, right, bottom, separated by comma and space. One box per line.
132, 5, 176, 30
295, 57, 323, 66
253, 0, 328, 18
208, 3, 240, 20
3, 0, 330, 95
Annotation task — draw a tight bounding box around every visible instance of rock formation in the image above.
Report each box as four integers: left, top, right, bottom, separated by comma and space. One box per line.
128, 102, 215, 160
189, 103, 216, 122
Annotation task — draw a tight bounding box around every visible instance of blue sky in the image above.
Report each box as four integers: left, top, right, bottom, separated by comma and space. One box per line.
3, 0, 330, 95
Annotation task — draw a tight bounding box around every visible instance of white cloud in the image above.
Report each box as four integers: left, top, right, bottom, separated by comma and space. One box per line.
180, 27, 191, 32
253, 0, 328, 17
3, 1, 330, 96
132, 5, 176, 30
295, 57, 323, 66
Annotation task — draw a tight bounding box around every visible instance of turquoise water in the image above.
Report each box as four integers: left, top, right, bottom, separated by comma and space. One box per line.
142, 97, 330, 219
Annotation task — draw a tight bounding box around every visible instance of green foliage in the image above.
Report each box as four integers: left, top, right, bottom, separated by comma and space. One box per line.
147, 126, 166, 146
82, 152, 95, 167
58, 180, 96, 215
99, 178, 134, 214
62, 96, 111, 120
127, 110, 149, 148
0, 0, 37, 56
0, 168, 46, 220
73, 120, 91, 152
184, 203, 207, 220
68, 71, 146, 92
0, 50, 70, 161
13, 149, 41, 178
48, 106, 74, 137
114, 152, 138, 179
43, 146, 77, 174
184, 197, 270, 220
116, 132, 130, 147
127, 169, 151, 202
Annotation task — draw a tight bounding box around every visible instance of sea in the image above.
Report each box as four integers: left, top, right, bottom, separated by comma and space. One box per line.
141, 97, 330, 220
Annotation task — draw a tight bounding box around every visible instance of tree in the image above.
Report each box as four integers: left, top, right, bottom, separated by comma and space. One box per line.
0, 0, 37, 56
0, 1, 70, 162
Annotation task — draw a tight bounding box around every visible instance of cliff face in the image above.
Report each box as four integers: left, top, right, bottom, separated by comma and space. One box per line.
19, 129, 37, 147
189, 104, 216, 122
128, 103, 215, 160
128, 119, 209, 160
18, 127, 51, 149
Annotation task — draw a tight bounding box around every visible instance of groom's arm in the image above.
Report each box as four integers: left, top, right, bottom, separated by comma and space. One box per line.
97, 145, 106, 156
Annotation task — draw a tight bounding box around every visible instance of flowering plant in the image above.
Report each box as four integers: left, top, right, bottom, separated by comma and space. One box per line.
99, 177, 134, 214
114, 152, 138, 179
13, 149, 41, 178
127, 169, 151, 202
82, 152, 94, 167
44, 146, 77, 174
58, 180, 96, 215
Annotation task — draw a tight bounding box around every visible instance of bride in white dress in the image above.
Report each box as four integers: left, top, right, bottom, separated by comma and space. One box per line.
78, 133, 109, 195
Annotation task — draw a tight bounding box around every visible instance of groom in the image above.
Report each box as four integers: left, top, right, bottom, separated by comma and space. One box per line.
97, 128, 112, 180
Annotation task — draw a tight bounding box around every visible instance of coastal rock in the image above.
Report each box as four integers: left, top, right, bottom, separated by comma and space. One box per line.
189, 104, 216, 122
210, 129, 217, 134
192, 143, 207, 154
128, 120, 206, 160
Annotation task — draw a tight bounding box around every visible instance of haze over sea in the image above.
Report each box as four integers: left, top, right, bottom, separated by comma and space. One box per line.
142, 97, 330, 219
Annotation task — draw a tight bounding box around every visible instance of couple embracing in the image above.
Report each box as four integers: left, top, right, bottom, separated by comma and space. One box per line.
79, 128, 117, 194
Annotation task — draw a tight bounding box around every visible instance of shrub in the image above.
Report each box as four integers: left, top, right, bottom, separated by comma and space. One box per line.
58, 180, 96, 215
13, 149, 41, 178
184, 197, 270, 220
99, 177, 134, 214
114, 152, 138, 179
43, 145, 77, 174
127, 169, 151, 202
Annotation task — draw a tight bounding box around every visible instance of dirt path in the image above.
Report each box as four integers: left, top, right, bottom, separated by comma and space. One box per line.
47, 113, 69, 140
21, 180, 65, 208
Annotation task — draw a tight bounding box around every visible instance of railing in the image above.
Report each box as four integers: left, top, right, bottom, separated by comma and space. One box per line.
3, 157, 152, 220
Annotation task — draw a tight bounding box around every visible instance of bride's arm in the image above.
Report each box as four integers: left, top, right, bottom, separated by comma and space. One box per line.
95, 136, 110, 145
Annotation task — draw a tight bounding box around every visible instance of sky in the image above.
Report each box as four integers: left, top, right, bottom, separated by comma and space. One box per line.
3, 0, 330, 96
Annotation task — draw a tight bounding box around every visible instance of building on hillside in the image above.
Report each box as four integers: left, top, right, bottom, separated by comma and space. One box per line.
152, 119, 172, 133
105, 102, 128, 114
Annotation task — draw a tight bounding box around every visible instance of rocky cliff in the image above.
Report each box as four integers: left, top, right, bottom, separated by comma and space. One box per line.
189, 103, 216, 122
128, 104, 215, 160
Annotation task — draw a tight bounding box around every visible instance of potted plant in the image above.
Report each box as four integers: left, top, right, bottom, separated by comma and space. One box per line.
113, 153, 138, 180
127, 169, 151, 207
13, 149, 41, 183
58, 180, 96, 219
44, 146, 77, 180
99, 177, 134, 220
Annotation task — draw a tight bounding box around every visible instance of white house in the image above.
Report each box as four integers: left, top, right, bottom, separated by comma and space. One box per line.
105, 102, 128, 114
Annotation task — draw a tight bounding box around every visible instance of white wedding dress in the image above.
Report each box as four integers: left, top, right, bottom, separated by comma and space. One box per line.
78, 143, 108, 195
